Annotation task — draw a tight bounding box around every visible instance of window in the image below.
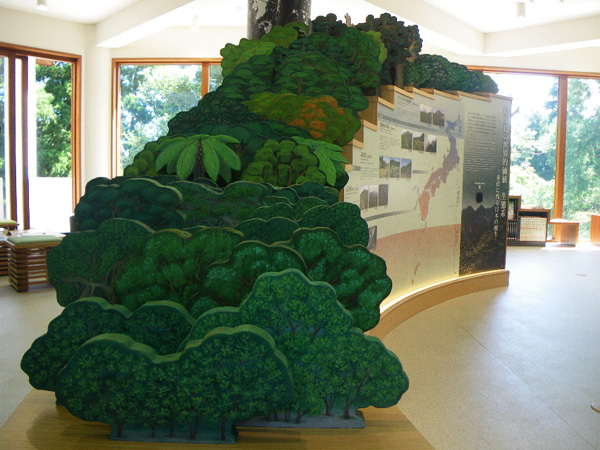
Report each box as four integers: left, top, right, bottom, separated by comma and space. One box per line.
0, 56, 7, 220
475, 67, 600, 240
112, 59, 222, 176
563, 78, 600, 238
0, 45, 81, 232
485, 73, 558, 215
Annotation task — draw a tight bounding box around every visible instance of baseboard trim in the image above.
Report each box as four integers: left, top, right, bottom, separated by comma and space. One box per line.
367, 270, 510, 339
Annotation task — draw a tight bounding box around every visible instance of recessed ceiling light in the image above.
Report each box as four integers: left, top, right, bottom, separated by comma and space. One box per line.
37, 0, 48, 10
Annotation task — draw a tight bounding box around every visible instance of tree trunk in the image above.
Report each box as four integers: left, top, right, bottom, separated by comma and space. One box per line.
247, 0, 311, 40
343, 403, 351, 420
394, 63, 405, 89
220, 417, 227, 441
117, 418, 125, 437
194, 144, 205, 179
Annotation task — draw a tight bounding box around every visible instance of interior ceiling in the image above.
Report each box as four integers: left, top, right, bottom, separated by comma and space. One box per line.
422, 0, 600, 33
1, 0, 599, 56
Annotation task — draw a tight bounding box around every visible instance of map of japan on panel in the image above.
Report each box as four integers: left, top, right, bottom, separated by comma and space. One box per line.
344, 89, 464, 304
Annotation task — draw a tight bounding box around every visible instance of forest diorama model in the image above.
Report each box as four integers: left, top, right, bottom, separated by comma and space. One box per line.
22, 13, 497, 444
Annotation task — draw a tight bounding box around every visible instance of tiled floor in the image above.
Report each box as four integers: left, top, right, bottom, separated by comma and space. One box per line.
1, 244, 599, 448
0, 279, 61, 428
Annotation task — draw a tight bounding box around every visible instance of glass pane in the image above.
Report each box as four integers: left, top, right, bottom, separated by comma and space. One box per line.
209, 64, 223, 92
563, 78, 600, 240
0, 56, 7, 220
29, 59, 73, 232
35, 61, 72, 177
487, 73, 558, 213
119, 64, 203, 173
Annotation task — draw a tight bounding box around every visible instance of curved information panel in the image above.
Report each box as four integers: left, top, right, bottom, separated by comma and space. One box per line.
343, 87, 511, 306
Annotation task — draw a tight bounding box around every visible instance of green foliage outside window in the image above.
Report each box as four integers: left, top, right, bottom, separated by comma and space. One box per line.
119, 64, 217, 170
563, 78, 600, 237
0, 58, 5, 216
36, 62, 72, 177
503, 76, 600, 238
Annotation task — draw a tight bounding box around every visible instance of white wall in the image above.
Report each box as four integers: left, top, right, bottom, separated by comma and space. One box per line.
0, 8, 86, 55
82, 25, 113, 183
423, 42, 600, 74
110, 26, 246, 59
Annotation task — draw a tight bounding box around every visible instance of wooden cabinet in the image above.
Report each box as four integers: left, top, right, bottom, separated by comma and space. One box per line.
507, 196, 520, 242
549, 219, 579, 246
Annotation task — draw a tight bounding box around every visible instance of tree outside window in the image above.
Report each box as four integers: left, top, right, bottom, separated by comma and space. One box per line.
563, 78, 600, 238
486, 73, 557, 215
487, 72, 600, 240
117, 62, 222, 173
36, 61, 72, 178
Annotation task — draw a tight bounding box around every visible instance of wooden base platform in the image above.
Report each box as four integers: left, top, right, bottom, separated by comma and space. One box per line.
0, 390, 432, 450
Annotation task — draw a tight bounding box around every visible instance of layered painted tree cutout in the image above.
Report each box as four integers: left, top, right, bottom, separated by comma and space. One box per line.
56, 327, 292, 442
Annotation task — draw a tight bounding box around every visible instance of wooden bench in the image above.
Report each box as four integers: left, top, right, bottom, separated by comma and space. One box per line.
0, 239, 8, 276
1, 220, 19, 276
549, 218, 579, 246
0, 219, 18, 231
6, 235, 63, 292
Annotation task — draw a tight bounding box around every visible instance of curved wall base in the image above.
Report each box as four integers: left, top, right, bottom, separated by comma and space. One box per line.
367, 270, 510, 339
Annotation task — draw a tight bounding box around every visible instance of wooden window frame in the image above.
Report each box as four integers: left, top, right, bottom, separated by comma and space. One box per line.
111, 58, 222, 178
0, 43, 82, 228
468, 66, 600, 219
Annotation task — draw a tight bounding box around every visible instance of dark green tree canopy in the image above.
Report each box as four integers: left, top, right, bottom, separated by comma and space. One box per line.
234, 217, 300, 244
404, 54, 499, 94
114, 227, 243, 312
299, 201, 369, 246
47, 218, 153, 306
183, 269, 408, 423
36, 62, 72, 177
279, 227, 391, 331
21, 297, 194, 391
355, 13, 422, 87
170, 180, 270, 227
56, 327, 292, 442
196, 241, 307, 311
74, 178, 185, 231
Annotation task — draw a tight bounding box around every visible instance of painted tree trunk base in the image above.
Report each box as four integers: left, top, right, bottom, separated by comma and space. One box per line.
105, 410, 364, 443
108, 423, 239, 444
238, 409, 365, 428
